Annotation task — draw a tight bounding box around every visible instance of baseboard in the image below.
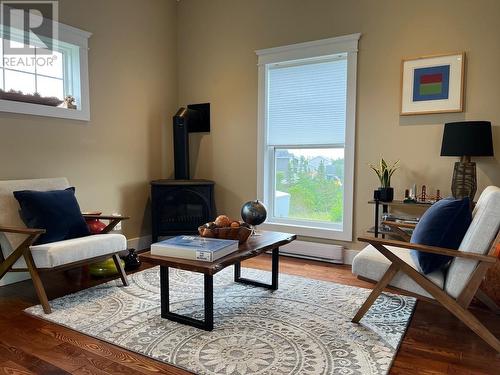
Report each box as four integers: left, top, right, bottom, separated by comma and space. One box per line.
0, 272, 30, 286
125, 236, 359, 266
280, 240, 344, 263
128, 235, 153, 251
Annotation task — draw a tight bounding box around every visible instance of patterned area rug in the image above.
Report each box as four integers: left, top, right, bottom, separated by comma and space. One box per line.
26, 266, 415, 375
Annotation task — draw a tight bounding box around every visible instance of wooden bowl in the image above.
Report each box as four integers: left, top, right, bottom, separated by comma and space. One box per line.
198, 225, 252, 244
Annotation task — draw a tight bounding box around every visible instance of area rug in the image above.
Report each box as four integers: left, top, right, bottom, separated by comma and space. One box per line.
26, 266, 416, 375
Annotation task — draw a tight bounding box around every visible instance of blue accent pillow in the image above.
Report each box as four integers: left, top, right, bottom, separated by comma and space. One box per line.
13, 187, 90, 245
410, 197, 472, 274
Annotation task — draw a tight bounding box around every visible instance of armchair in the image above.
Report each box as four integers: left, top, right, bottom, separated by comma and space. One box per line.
0, 178, 129, 314
352, 186, 500, 352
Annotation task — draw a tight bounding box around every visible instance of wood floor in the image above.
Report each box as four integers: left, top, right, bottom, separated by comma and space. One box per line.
0, 254, 499, 374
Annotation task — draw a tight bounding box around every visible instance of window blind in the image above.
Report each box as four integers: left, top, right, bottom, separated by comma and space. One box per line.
267, 57, 347, 146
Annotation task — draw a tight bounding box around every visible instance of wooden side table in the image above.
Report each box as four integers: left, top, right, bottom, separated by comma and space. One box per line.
368, 199, 433, 238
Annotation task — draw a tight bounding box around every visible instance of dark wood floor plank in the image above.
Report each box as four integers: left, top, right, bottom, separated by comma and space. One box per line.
38, 325, 190, 375
0, 253, 498, 374
72, 365, 112, 375
0, 339, 71, 375
0, 360, 36, 375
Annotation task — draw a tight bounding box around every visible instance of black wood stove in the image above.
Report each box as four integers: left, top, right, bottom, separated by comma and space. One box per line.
151, 103, 216, 242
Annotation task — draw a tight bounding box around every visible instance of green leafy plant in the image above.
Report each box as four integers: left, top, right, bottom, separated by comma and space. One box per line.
369, 158, 399, 188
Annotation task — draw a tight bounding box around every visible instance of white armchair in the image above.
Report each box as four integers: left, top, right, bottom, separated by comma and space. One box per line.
352, 186, 500, 352
0, 178, 129, 314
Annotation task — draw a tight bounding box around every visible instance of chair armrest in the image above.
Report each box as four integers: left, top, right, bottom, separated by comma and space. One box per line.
358, 235, 497, 263
82, 214, 130, 221
0, 225, 45, 235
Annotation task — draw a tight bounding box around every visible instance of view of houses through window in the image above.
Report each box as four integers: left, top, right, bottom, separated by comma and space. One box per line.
274, 148, 344, 223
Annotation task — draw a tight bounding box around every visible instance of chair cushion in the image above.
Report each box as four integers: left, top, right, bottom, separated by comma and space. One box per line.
13, 187, 90, 245
13, 234, 127, 269
0, 178, 70, 259
410, 197, 472, 274
352, 244, 445, 299
445, 186, 500, 298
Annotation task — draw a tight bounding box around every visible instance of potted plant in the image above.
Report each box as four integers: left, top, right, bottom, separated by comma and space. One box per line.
369, 158, 399, 202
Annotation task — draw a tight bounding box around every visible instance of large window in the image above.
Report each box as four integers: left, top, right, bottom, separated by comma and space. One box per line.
0, 15, 91, 120
256, 34, 359, 240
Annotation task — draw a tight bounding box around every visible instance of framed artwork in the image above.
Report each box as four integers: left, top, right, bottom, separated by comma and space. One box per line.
400, 52, 465, 115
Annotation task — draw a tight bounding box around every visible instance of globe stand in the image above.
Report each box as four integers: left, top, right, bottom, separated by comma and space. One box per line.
241, 199, 267, 237
251, 225, 262, 236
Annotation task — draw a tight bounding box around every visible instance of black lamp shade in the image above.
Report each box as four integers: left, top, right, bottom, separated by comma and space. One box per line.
440, 121, 494, 157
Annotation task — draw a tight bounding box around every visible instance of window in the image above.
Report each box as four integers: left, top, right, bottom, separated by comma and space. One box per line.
0, 16, 91, 120
256, 34, 360, 240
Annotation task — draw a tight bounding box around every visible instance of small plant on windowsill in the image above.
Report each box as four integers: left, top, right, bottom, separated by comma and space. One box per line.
369, 158, 399, 202
0, 89, 63, 107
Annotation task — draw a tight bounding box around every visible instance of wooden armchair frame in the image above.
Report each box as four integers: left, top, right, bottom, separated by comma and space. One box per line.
352, 221, 500, 353
0, 214, 130, 314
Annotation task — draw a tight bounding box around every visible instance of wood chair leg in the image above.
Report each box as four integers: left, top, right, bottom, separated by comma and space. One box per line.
352, 263, 399, 323
23, 249, 51, 314
375, 244, 500, 353
112, 254, 129, 286
446, 297, 500, 353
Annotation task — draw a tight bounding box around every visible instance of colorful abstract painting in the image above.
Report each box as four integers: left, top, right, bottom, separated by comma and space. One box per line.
401, 53, 464, 115
412, 65, 450, 101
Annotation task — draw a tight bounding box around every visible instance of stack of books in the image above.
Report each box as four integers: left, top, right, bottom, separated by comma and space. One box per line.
151, 235, 239, 262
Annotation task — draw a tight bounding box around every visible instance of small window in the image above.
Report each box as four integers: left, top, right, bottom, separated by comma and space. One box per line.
256, 34, 359, 240
0, 16, 91, 120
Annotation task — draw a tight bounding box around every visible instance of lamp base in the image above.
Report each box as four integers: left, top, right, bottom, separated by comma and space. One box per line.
451, 160, 476, 201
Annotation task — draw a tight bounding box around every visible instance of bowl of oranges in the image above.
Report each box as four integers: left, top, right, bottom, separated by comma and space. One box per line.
198, 215, 252, 244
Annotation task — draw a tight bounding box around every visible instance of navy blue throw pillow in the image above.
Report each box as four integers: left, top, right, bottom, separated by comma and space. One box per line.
410, 197, 472, 274
13, 187, 90, 245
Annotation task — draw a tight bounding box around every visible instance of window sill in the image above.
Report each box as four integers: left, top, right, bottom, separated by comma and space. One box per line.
259, 221, 352, 241
0, 99, 89, 121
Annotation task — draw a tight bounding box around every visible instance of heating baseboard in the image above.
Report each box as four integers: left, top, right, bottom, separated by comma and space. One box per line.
279, 240, 344, 264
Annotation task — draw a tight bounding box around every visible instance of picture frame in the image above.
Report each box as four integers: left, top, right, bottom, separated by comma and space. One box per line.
400, 52, 465, 115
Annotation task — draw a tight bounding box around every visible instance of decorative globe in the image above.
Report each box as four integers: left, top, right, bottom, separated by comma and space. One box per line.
241, 200, 267, 226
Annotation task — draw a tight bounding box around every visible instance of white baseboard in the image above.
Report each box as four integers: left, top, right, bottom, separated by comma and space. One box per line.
280, 240, 344, 263
128, 235, 153, 251
0, 272, 30, 286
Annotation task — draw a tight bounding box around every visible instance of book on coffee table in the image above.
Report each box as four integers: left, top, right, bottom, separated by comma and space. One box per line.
151, 235, 239, 262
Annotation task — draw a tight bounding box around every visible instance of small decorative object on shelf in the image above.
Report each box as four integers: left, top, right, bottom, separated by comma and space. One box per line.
407, 185, 442, 203
369, 158, 399, 202
403, 188, 416, 203
121, 248, 141, 271
420, 185, 427, 202
241, 200, 267, 235
61, 95, 77, 109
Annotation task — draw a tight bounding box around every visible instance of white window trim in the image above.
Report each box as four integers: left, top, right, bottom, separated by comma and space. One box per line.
256, 33, 360, 241
0, 17, 92, 121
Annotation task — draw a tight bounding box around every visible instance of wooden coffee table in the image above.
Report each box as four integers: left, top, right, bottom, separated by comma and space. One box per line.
140, 231, 296, 331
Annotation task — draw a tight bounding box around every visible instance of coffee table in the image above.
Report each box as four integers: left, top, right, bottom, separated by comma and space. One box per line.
140, 231, 296, 331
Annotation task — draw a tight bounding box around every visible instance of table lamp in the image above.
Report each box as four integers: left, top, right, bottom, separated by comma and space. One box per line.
440, 121, 494, 201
